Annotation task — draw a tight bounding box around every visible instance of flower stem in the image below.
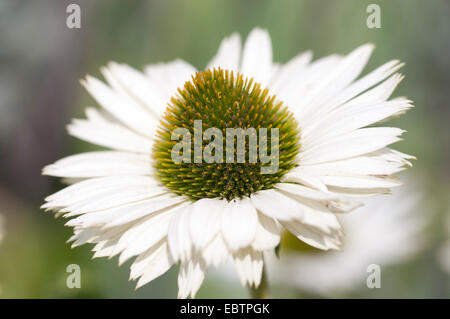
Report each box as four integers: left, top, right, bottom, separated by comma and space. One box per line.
249, 264, 270, 299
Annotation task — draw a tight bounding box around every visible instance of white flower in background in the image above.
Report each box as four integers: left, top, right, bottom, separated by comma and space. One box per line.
0, 214, 4, 244
437, 214, 450, 275
42, 28, 413, 298
0, 215, 3, 296
268, 185, 426, 295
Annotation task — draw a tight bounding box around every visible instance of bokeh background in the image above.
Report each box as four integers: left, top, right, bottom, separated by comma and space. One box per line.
0, 0, 449, 298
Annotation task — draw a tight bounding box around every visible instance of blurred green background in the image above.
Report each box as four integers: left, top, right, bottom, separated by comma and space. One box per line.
0, 0, 449, 298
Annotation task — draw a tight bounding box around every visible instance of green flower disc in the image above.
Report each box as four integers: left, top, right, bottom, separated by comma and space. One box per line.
152, 68, 301, 201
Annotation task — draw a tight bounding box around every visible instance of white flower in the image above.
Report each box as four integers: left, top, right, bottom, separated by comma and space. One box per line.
267, 185, 426, 295
42, 28, 413, 298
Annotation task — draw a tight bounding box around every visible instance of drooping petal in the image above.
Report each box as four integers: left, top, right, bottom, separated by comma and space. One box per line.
233, 248, 264, 287
202, 234, 230, 267
118, 210, 177, 265
252, 187, 344, 250
168, 204, 194, 263
280, 206, 343, 251
274, 183, 339, 201
221, 197, 258, 251
251, 189, 302, 221
189, 198, 226, 250
251, 212, 281, 251
281, 170, 329, 192
133, 240, 174, 288
177, 257, 207, 299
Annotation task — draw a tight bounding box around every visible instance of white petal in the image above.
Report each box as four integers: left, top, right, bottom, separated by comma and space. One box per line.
327, 185, 391, 196
302, 98, 412, 147
177, 257, 206, 299
295, 44, 374, 120
57, 181, 166, 217
68, 227, 102, 248
43, 175, 158, 211
299, 153, 408, 177
84, 106, 116, 123
282, 54, 342, 111
42, 151, 152, 178
280, 208, 343, 251
371, 148, 415, 166
67, 112, 153, 153
318, 174, 402, 189
144, 59, 196, 115
90, 208, 183, 261
81, 76, 158, 138
277, 185, 360, 215
118, 208, 177, 265
252, 188, 344, 250
202, 234, 230, 267
351, 72, 405, 105
251, 189, 303, 221
297, 148, 414, 186
134, 241, 174, 288
168, 204, 194, 262
105, 195, 187, 229
240, 28, 273, 87
269, 51, 312, 96
104, 62, 164, 119
66, 194, 186, 229
281, 171, 329, 192
92, 238, 122, 258
251, 212, 281, 251
89, 224, 131, 258
233, 248, 263, 287
275, 183, 339, 201
207, 33, 241, 72
189, 198, 225, 250
221, 197, 258, 251
300, 127, 405, 165
305, 60, 404, 127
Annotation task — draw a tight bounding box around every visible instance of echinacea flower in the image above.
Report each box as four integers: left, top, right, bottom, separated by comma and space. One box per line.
267, 184, 426, 295
42, 28, 413, 298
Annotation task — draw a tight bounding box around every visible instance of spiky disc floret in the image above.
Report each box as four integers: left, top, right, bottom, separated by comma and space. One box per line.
153, 68, 301, 201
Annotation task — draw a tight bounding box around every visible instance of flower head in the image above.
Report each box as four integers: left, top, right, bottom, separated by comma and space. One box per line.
42, 28, 413, 298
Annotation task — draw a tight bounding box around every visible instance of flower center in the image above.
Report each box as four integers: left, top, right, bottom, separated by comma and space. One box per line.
152, 68, 301, 201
